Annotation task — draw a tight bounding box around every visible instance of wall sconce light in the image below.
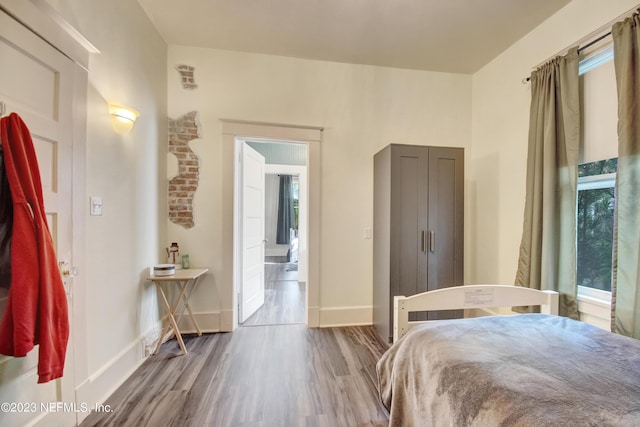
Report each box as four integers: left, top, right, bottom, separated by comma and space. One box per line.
108, 103, 139, 133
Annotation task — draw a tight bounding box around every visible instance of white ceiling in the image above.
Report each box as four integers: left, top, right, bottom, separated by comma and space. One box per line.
138, 0, 572, 74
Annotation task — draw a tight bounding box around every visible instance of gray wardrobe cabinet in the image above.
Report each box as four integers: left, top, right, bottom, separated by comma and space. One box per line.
373, 144, 464, 342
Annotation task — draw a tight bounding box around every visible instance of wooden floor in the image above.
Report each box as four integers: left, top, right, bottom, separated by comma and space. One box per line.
242, 262, 305, 326
80, 325, 390, 427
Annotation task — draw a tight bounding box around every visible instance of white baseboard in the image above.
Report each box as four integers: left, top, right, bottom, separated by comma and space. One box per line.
307, 305, 320, 327
175, 311, 220, 333
217, 306, 370, 330
75, 334, 148, 425
319, 306, 372, 327
220, 309, 234, 332
219, 306, 321, 329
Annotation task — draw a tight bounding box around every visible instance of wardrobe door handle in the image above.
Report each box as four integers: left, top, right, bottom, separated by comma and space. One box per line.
429, 230, 435, 253
421, 230, 426, 253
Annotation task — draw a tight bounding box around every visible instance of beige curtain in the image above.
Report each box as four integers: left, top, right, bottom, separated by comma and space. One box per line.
514, 47, 580, 319
611, 14, 640, 339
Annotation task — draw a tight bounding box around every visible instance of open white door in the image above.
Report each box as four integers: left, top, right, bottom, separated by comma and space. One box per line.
239, 143, 266, 323
0, 8, 78, 427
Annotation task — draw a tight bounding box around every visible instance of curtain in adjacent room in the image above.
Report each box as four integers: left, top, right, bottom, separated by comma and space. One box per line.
276, 175, 294, 244
611, 14, 640, 339
514, 47, 580, 319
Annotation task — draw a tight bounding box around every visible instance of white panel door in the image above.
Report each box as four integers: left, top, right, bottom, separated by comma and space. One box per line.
0, 8, 77, 427
240, 143, 266, 323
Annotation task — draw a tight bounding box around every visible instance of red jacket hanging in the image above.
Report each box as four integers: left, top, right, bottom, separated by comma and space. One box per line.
0, 113, 69, 383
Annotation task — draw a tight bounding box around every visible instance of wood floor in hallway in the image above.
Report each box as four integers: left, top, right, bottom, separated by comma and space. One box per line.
80, 325, 390, 427
242, 262, 305, 326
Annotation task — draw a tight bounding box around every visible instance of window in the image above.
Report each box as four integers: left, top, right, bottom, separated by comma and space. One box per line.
576, 42, 617, 301
576, 159, 616, 292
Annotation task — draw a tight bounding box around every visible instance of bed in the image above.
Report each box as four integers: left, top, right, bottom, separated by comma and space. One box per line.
376, 285, 640, 426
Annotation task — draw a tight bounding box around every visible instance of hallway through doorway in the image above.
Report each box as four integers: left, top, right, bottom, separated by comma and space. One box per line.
242, 261, 305, 326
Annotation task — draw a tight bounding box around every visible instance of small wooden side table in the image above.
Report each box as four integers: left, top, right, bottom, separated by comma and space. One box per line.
147, 267, 208, 355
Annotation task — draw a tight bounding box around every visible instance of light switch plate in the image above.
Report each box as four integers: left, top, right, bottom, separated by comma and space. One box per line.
90, 196, 103, 216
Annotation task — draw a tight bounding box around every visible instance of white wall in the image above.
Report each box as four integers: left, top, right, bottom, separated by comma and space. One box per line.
469, 0, 639, 286
3, 0, 634, 421
167, 46, 471, 326
49, 0, 167, 412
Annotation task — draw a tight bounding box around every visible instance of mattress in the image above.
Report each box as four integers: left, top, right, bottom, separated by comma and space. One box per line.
377, 314, 640, 426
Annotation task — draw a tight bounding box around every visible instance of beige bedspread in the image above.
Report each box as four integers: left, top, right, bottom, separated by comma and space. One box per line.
377, 314, 640, 426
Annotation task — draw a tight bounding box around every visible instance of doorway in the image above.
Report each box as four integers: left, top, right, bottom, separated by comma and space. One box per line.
222, 119, 321, 331
235, 139, 308, 327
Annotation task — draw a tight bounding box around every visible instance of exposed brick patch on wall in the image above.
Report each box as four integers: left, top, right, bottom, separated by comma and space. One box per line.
168, 111, 201, 229
176, 64, 198, 89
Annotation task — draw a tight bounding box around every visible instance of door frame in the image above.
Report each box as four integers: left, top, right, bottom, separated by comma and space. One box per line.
221, 120, 322, 330
235, 142, 309, 325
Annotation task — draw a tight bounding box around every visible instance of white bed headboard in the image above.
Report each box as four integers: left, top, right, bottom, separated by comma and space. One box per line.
393, 284, 559, 343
